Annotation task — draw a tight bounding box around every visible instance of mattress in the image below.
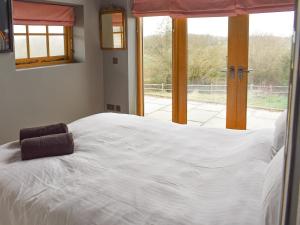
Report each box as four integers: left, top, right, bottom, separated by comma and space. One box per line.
0, 113, 274, 225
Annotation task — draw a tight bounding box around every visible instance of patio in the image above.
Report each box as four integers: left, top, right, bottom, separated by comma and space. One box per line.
145, 96, 282, 129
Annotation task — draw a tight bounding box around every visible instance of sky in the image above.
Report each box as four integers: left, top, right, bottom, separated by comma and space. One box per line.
143, 11, 294, 37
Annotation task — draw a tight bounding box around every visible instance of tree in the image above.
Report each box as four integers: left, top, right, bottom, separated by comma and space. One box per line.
144, 21, 292, 87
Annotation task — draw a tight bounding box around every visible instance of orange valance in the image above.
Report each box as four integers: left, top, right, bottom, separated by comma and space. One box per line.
132, 0, 295, 17
13, 1, 75, 26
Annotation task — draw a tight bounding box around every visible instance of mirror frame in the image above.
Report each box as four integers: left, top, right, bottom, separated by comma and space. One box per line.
99, 8, 127, 50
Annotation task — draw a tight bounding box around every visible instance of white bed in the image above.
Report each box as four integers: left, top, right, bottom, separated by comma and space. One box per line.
0, 113, 275, 225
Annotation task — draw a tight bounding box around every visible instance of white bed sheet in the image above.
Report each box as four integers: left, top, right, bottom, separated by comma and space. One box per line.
0, 113, 273, 225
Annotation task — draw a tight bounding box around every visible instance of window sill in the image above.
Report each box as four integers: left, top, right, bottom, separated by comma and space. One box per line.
15, 61, 84, 72
16, 60, 73, 70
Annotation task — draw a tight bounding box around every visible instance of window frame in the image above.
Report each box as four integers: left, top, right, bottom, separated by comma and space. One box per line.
112, 25, 124, 48
14, 25, 73, 69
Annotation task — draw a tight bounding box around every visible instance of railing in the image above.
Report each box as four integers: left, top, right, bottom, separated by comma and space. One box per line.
144, 83, 289, 95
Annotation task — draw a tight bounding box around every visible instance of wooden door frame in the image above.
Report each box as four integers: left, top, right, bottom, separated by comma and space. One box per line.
136, 16, 248, 128
172, 18, 188, 124
226, 15, 249, 130
136, 17, 187, 123
136, 17, 144, 116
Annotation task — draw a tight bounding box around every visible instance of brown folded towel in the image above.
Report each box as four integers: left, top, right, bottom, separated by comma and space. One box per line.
20, 123, 68, 142
21, 133, 74, 160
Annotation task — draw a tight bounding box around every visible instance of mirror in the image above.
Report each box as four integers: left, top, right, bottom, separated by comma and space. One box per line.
100, 9, 126, 49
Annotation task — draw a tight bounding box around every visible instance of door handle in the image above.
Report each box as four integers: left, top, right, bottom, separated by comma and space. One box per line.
228, 66, 235, 79
237, 66, 253, 80
221, 66, 235, 79
229, 65, 235, 79
238, 66, 244, 80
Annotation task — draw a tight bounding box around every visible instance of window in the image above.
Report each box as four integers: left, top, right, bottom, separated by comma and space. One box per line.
14, 25, 73, 68
112, 25, 123, 48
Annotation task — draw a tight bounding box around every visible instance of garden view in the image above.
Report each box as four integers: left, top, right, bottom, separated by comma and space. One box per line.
143, 13, 294, 128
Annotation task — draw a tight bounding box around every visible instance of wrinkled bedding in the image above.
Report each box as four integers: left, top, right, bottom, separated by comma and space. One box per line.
0, 113, 273, 225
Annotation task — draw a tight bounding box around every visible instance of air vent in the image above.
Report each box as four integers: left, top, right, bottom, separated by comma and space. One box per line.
106, 104, 115, 111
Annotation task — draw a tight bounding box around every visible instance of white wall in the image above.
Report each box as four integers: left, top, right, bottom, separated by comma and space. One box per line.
0, 0, 104, 144
100, 0, 137, 115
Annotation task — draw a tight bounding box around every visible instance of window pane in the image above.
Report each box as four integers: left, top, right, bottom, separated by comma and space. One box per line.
247, 12, 293, 129
28, 25, 46, 34
29, 36, 47, 57
14, 35, 27, 59
14, 25, 26, 33
143, 17, 173, 122
48, 26, 64, 34
113, 33, 122, 48
113, 26, 122, 32
49, 35, 65, 56
187, 17, 228, 128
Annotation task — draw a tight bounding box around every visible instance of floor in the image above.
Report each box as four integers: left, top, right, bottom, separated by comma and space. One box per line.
145, 96, 282, 129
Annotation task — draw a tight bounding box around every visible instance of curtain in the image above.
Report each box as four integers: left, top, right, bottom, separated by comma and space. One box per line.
132, 0, 295, 17
13, 1, 75, 26
236, 0, 294, 14
112, 13, 123, 27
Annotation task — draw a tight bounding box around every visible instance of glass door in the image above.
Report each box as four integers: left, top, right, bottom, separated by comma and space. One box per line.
247, 12, 294, 129
187, 16, 248, 130
187, 17, 228, 128
143, 16, 173, 122
137, 12, 294, 130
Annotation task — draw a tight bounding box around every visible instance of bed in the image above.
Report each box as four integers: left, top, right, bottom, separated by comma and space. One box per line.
0, 113, 276, 225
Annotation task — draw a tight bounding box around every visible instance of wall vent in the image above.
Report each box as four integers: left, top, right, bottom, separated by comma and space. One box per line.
106, 104, 115, 111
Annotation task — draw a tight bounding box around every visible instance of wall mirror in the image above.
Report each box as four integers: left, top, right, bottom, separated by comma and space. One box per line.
100, 9, 126, 50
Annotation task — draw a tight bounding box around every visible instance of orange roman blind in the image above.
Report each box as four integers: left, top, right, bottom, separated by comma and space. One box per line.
236, 0, 294, 14
13, 1, 75, 26
132, 0, 294, 17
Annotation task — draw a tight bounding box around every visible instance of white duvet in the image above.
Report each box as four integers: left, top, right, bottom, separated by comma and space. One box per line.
0, 113, 274, 225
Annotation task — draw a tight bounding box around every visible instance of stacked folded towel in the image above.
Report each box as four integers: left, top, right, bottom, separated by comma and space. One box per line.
19, 123, 74, 160
20, 123, 68, 141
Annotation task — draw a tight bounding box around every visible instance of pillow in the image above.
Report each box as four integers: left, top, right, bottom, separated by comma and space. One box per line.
262, 147, 285, 225
272, 110, 287, 156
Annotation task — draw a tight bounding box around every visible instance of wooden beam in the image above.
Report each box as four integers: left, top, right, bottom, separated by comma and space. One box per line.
172, 18, 187, 124
136, 17, 144, 116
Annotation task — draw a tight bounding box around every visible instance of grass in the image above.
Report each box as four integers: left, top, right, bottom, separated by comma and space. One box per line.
145, 90, 287, 111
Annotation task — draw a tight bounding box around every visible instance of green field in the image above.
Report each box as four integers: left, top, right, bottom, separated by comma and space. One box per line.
145, 90, 287, 111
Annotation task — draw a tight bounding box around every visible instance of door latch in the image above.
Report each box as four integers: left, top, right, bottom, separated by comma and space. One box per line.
238, 66, 244, 80
221, 66, 235, 79
237, 66, 253, 80
229, 65, 235, 79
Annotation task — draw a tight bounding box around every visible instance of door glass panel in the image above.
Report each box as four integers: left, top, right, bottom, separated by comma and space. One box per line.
187, 17, 228, 128
143, 16, 172, 122
248, 12, 294, 129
